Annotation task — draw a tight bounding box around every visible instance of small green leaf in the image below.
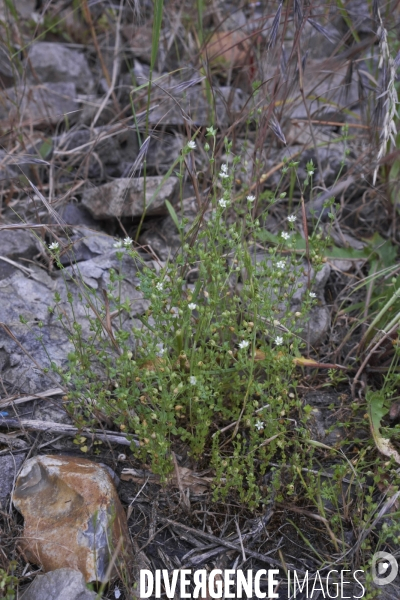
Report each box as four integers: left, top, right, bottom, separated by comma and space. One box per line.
165, 200, 181, 232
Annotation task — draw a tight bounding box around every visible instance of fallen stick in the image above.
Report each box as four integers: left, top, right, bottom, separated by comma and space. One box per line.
0, 387, 65, 409
158, 517, 303, 572
0, 417, 138, 447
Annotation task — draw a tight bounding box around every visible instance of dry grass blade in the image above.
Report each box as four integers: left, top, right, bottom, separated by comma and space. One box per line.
268, 112, 286, 144
122, 134, 150, 176
307, 18, 337, 44
293, 0, 303, 29
26, 178, 67, 232
121, 466, 213, 494
268, 1, 283, 49
1, 155, 49, 167
171, 75, 205, 93
159, 517, 301, 571
372, 5, 399, 184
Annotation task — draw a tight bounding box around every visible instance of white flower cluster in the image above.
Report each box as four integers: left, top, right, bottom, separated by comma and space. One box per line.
113, 237, 133, 249
219, 164, 229, 179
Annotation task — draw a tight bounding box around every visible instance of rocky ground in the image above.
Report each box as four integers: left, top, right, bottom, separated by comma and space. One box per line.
1, 0, 400, 599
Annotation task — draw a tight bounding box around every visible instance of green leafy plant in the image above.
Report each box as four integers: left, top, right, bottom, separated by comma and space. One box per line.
44, 132, 333, 506
0, 562, 18, 600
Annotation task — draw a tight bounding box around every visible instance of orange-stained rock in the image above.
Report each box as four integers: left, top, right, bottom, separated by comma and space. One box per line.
13, 455, 133, 583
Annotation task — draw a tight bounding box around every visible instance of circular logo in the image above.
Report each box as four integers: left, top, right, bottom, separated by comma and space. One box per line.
372, 552, 398, 586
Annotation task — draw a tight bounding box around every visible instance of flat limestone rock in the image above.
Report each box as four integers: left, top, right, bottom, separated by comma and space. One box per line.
13, 455, 133, 583
0, 454, 26, 505
26, 43, 94, 93
81, 176, 179, 219
0, 82, 78, 127
20, 568, 98, 600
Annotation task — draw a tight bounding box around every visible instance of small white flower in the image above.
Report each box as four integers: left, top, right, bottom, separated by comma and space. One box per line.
31, 12, 44, 24
156, 345, 166, 356
189, 376, 197, 385
309, 291, 316, 298
255, 420, 265, 431
123, 237, 133, 247
308, 170, 314, 176
287, 215, 297, 223
156, 282, 163, 291
275, 336, 283, 346
188, 303, 197, 310
114, 586, 121, 599
247, 195, 256, 202
48, 241, 59, 251
219, 164, 229, 178
281, 232, 290, 240
113, 240, 123, 249
276, 260, 285, 269
219, 198, 228, 208
239, 340, 249, 349
187, 140, 196, 150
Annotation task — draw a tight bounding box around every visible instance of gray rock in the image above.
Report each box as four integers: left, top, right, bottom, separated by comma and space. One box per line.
26, 43, 94, 93
2, 0, 35, 19
0, 454, 26, 505
0, 228, 41, 280
20, 568, 98, 600
140, 196, 199, 260
303, 392, 346, 447
54, 127, 184, 181
306, 406, 345, 447
59, 229, 116, 265
0, 83, 78, 127
129, 67, 248, 127
57, 203, 100, 229
0, 228, 40, 261
125, 132, 185, 176
291, 262, 331, 346
81, 176, 179, 219
0, 247, 151, 393
53, 127, 140, 180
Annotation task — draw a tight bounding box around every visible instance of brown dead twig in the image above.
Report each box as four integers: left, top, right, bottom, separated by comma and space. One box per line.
0, 417, 138, 447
